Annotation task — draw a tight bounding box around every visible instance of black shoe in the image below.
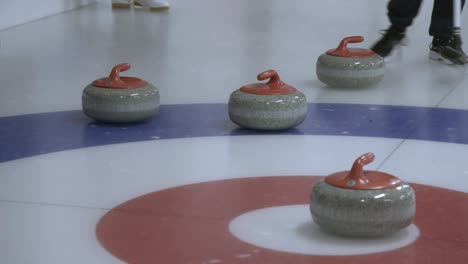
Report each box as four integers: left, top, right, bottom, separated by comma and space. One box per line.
429, 34, 467, 65
371, 26, 406, 57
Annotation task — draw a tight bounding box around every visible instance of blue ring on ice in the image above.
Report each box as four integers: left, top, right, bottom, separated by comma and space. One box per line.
0, 103, 467, 162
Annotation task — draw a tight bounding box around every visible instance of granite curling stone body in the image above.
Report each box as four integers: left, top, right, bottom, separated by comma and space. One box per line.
228, 70, 307, 130
82, 63, 160, 123
316, 36, 385, 88
310, 153, 415, 237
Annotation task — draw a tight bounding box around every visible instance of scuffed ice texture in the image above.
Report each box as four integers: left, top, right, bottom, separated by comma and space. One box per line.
82, 84, 160, 123
310, 180, 415, 237
228, 91, 307, 130
316, 55, 385, 88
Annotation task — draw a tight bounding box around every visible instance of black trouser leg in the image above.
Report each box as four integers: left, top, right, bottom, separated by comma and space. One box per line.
388, 0, 423, 31
429, 0, 466, 38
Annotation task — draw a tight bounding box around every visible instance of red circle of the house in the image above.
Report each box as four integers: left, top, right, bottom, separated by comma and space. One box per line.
96, 176, 468, 264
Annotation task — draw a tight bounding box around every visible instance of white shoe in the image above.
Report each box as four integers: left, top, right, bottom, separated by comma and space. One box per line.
134, 0, 170, 10
111, 0, 131, 8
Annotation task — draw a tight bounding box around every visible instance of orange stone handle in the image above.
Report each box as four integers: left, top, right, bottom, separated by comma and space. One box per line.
334, 36, 364, 54
107, 63, 131, 83
91, 63, 149, 89
257, 70, 285, 90
324, 152, 401, 189
346, 152, 375, 185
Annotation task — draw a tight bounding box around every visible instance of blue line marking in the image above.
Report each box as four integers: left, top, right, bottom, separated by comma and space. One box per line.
0, 103, 466, 162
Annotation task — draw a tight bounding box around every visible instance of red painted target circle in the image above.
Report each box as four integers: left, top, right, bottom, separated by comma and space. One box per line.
96, 176, 468, 263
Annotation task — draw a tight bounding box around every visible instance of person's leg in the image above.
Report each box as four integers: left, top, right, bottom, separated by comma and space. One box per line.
429, 0, 467, 64
371, 0, 423, 57
387, 0, 424, 31
429, 0, 465, 38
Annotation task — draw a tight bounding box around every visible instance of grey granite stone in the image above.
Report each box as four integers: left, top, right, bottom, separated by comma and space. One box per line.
310, 179, 415, 237
316, 55, 385, 88
228, 90, 307, 130
82, 84, 160, 123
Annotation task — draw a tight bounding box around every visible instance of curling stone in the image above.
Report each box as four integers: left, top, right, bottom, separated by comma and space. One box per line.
228, 70, 307, 130
82, 63, 160, 123
310, 152, 415, 237
316, 36, 385, 88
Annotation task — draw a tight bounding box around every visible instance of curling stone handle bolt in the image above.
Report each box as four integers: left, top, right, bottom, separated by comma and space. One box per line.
108, 63, 131, 83
335, 36, 364, 53
257, 69, 285, 90
346, 152, 375, 184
